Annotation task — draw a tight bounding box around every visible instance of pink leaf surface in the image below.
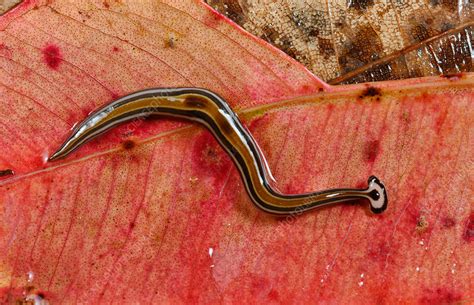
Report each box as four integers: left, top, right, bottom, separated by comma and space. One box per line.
0, 1, 473, 304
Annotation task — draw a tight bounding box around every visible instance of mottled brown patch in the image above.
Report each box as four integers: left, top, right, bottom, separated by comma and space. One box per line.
416, 215, 429, 232
259, 25, 302, 61
339, 25, 384, 72
407, 12, 441, 43
317, 37, 335, 59
279, 37, 301, 60
260, 25, 300, 59
289, 8, 329, 39
348, 0, 375, 11
207, 0, 473, 83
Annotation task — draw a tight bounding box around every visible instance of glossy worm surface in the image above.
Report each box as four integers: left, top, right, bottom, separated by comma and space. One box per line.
49, 88, 388, 215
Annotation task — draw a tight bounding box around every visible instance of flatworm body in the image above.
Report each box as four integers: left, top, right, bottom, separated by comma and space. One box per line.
49, 88, 388, 215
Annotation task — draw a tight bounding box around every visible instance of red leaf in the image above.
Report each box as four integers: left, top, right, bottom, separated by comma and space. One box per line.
0, 1, 472, 304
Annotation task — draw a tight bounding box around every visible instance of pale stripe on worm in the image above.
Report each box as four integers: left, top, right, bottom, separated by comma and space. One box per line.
49, 88, 388, 215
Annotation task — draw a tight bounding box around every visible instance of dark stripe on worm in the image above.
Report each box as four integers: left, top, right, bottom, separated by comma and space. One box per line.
48, 88, 388, 215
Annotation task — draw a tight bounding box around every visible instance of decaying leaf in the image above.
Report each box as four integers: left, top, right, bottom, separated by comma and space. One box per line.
207, 0, 473, 83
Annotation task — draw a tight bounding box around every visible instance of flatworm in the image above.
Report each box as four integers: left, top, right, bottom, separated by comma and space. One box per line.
49, 88, 388, 215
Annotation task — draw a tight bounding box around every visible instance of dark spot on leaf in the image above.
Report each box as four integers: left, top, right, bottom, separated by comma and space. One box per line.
42, 44, 62, 70
365, 140, 380, 163
360, 86, 382, 98
0, 169, 14, 177
36, 292, 45, 299
462, 212, 474, 242
122, 140, 136, 150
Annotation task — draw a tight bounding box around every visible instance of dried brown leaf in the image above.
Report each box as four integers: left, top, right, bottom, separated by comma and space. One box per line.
207, 0, 474, 83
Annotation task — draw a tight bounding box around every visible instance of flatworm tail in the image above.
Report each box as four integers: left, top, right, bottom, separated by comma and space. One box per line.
49, 88, 388, 215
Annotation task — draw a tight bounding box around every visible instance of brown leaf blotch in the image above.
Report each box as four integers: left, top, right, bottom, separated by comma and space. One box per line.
122, 139, 136, 150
